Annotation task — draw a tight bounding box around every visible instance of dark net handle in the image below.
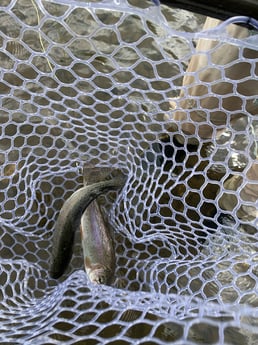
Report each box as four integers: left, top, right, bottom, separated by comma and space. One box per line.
152, 0, 258, 23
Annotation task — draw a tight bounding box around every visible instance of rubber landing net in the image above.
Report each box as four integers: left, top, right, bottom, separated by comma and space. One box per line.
0, 0, 258, 344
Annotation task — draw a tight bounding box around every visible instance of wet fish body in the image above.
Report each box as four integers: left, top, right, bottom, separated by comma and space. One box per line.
81, 199, 115, 285
81, 167, 123, 285
50, 174, 126, 279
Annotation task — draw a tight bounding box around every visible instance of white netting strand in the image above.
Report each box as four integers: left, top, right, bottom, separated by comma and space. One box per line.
0, 0, 258, 343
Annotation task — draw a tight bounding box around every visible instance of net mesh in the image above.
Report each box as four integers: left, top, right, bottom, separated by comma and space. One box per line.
0, 0, 258, 343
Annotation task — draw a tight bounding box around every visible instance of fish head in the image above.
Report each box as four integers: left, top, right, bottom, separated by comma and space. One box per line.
85, 257, 114, 285
88, 267, 110, 285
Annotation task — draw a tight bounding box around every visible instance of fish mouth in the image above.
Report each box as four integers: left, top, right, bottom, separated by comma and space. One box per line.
87, 266, 113, 285
88, 268, 109, 284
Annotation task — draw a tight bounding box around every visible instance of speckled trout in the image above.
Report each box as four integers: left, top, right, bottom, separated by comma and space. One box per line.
50, 168, 126, 281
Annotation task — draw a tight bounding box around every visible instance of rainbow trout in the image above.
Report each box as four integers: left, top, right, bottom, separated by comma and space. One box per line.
50, 169, 126, 280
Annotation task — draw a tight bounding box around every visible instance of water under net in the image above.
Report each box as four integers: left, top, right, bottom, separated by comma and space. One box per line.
0, 0, 258, 343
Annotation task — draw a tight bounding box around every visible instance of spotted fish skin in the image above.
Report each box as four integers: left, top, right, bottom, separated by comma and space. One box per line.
80, 167, 123, 285
50, 172, 126, 279
81, 200, 115, 285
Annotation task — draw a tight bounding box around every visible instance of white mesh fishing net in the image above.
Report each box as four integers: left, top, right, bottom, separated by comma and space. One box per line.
0, 0, 258, 343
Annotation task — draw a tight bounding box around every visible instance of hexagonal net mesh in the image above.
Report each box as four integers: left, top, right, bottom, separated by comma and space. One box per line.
0, 0, 257, 343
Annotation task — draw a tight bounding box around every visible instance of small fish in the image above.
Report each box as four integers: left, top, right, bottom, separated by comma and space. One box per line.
81, 200, 115, 285
50, 172, 126, 279
80, 167, 122, 285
